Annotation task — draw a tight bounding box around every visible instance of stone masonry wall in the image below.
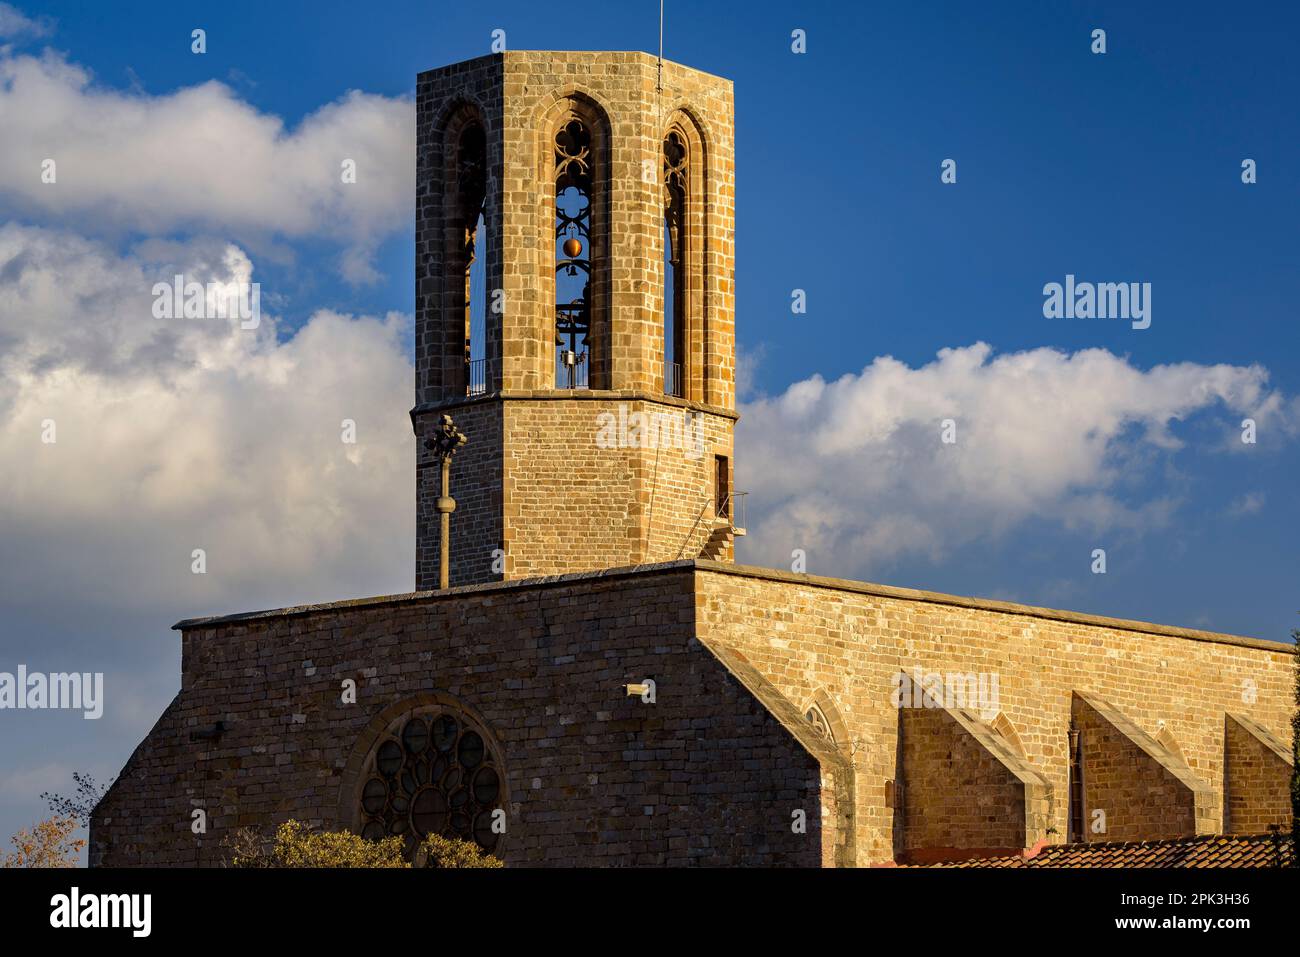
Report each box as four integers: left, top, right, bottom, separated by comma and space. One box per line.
91, 566, 826, 867
415, 55, 502, 405
504, 396, 735, 579
415, 401, 502, 590
1071, 692, 1212, 842
1225, 713, 1294, 835
899, 707, 1050, 861
414, 52, 738, 587
692, 563, 1295, 865
495, 52, 736, 403
416, 394, 735, 586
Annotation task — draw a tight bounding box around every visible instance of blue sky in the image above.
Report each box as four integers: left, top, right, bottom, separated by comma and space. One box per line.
0, 1, 1297, 855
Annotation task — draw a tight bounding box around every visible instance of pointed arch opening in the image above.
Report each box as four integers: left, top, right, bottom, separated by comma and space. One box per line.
545, 94, 611, 391
435, 102, 494, 398
458, 123, 488, 395
662, 128, 688, 397
804, 688, 849, 748
555, 117, 593, 388
660, 112, 707, 402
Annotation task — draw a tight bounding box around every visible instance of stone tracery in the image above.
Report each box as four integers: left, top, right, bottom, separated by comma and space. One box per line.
358, 707, 503, 855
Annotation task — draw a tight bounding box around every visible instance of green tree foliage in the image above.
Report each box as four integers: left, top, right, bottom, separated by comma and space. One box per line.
417, 832, 504, 868
223, 820, 502, 869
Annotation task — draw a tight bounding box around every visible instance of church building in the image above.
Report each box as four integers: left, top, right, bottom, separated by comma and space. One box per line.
91, 51, 1295, 867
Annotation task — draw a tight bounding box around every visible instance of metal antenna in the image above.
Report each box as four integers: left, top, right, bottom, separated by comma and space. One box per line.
657, 0, 664, 93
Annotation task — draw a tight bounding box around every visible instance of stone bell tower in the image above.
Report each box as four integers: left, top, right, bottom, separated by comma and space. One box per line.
413, 51, 739, 589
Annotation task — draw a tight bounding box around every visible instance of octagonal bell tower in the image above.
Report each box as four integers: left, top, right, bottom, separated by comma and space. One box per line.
413, 51, 738, 589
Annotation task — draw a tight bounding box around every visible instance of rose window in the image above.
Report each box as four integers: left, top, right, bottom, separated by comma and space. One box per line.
358, 710, 503, 853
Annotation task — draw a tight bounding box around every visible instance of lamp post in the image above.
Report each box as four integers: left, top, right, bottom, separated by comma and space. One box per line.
424, 414, 467, 589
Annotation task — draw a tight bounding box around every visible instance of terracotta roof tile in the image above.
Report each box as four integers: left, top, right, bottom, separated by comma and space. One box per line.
932, 833, 1293, 868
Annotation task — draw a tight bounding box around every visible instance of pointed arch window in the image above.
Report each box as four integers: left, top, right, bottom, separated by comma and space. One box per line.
805, 704, 835, 744
555, 118, 592, 389
663, 129, 688, 398
804, 689, 847, 747
457, 123, 488, 395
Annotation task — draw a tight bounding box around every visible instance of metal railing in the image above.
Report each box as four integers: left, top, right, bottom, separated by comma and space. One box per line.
664, 361, 684, 398
466, 358, 489, 396
556, 349, 589, 389
675, 490, 749, 560
718, 490, 747, 534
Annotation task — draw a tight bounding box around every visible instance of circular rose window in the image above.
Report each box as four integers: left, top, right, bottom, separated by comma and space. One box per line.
357, 708, 503, 854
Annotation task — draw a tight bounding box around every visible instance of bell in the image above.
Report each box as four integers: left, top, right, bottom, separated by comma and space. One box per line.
562, 237, 583, 259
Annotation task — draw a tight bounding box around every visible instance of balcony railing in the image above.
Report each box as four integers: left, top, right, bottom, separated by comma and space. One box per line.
466, 358, 489, 397
664, 361, 684, 398
717, 490, 747, 536
556, 349, 589, 389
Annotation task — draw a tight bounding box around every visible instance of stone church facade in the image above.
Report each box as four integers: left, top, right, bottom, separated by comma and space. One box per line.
91, 52, 1294, 867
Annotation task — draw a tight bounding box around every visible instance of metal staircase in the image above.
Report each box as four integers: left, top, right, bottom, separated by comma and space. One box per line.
699, 491, 746, 560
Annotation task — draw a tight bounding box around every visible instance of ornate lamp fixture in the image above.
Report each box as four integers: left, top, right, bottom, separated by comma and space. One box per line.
424, 414, 468, 589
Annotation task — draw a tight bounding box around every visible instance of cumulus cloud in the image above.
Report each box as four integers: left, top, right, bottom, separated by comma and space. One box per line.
0, 49, 414, 283
735, 343, 1292, 579
735, 343, 765, 401
0, 2, 52, 39
0, 224, 414, 623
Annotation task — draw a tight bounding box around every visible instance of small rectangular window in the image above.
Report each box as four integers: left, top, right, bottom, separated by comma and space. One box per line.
715, 455, 729, 517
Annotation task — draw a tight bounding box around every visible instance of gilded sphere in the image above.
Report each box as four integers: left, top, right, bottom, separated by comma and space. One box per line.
562, 237, 583, 259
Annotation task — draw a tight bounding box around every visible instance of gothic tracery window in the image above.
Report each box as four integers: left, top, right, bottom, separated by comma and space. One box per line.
806, 704, 835, 744
662, 129, 688, 398
555, 117, 592, 388
358, 706, 504, 857
457, 123, 488, 395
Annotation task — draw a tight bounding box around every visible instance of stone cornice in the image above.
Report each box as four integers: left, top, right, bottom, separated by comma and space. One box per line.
172, 561, 698, 630
173, 557, 1293, 655
692, 560, 1294, 654
410, 390, 739, 426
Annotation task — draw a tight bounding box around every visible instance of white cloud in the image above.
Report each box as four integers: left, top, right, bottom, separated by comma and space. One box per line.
3, 220, 1292, 619
735, 343, 766, 401
1227, 491, 1266, 516
0, 763, 71, 802
0, 224, 414, 619
735, 342, 1291, 579
0, 49, 414, 283
0, 3, 52, 39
